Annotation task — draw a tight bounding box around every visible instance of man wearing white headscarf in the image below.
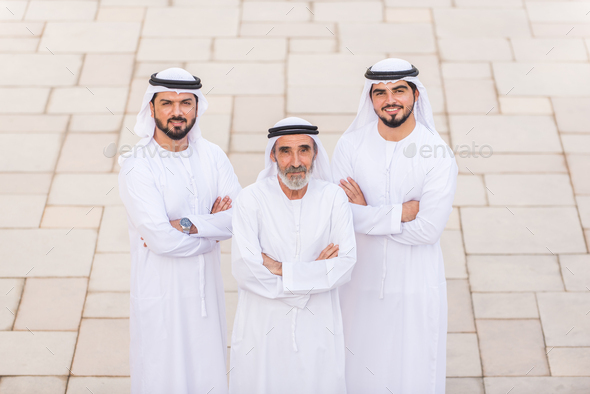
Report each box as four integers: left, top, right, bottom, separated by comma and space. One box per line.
331, 58, 458, 393
228, 117, 356, 394
118, 68, 241, 394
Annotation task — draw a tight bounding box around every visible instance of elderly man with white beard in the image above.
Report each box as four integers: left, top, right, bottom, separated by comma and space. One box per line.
228, 117, 357, 394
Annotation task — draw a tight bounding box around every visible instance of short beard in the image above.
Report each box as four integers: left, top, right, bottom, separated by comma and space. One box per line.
154, 114, 197, 141
378, 101, 414, 128
276, 161, 314, 190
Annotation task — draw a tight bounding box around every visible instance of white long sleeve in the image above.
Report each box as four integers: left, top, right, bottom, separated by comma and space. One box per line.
119, 158, 216, 258
231, 190, 310, 309
387, 157, 458, 246
282, 189, 357, 294
187, 145, 242, 241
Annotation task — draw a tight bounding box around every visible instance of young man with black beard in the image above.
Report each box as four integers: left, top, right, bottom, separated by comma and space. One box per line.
332, 58, 458, 394
118, 68, 241, 394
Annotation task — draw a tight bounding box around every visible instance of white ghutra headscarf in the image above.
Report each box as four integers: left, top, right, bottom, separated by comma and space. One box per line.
257, 117, 333, 183
345, 58, 439, 136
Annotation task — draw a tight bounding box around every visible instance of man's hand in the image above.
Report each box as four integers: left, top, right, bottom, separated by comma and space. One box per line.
316, 243, 339, 260
402, 201, 419, 222
140, 237, 147, 247
211, 196, 232, 214
338, 177, 367, 206
262, 253, 282, 276
170, 219, 198, 234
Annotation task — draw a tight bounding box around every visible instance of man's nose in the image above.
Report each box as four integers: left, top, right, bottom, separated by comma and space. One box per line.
172, 102, 183, 116
385, 91, 398, 105
291, 153, 302, 168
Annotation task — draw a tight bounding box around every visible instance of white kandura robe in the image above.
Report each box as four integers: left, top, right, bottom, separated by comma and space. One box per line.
331, 121, 458, 394
119, 138, 241, 394
229, 176, 357, 394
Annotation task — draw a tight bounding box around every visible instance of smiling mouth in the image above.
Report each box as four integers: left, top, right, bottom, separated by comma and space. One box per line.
383, 107, 402, 115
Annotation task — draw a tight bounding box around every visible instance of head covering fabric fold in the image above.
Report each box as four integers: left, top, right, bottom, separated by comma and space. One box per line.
118, 67, 209, 165
344, 58, 438, 136
257, 117, 332, 183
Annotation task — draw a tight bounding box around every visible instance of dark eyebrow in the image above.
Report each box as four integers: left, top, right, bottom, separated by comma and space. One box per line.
299, 144, 312, 150
159, 98, 194, 103
392, 85, 408, 90
372, 89, 386, 94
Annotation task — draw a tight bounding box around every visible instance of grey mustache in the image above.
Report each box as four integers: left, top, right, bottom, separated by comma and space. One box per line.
284, 166, 307, 174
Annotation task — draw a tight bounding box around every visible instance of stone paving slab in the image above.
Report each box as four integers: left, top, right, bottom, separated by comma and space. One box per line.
67, 377, 131, 394
0, 133, 62, 172
472, 293, 539, 320
559, 254, 590, 292
461, 207, 586, 255
0, 278, 23, 330
476, 319, 549, 376
446, 333, 482, 377
547, 347, 590, 377
83, 292, 130, 318
0, 331, 77, 375
0, 229, 97, 277
447, 279, 475, 333
537, 292, 590, 347
450, 115, 561, 153
446, 377, 484, 394
72, 319, 129, 376
0, 195, 47, 228
88, 253, 131, 293
468, 255, 564, 292
0, 376, 67, 394
14, 278, 87, 331
48, 174, 122, 206
484, 377, 590, 394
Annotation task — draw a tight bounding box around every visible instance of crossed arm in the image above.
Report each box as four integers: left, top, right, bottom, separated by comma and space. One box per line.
261, 243, 339, 276
141, 196, 232, 247
120, 147, 241, 254
231, 189, 356, 308
338, 177, 419, 223
330, 138, 457, 245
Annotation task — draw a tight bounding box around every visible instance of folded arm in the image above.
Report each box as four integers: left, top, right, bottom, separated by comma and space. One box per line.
331, 138, 405, 236
231, 191, 310, 309
187, 146, 242, 241
387, 158, 458, 245
118, 160, 216, 257
281, 189, 357, 295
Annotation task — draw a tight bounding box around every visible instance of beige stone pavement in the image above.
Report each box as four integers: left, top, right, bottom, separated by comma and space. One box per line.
0, 0, 589, 393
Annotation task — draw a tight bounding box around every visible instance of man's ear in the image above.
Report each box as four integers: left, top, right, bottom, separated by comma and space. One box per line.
149, 101, 155, 118
270, 150, 276, 163
414, 88, 420, 102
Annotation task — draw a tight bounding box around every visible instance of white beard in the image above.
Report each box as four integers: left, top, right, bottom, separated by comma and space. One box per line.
276, 161, 314, 190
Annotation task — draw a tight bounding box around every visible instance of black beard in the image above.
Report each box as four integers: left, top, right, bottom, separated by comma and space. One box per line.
154, 115, 197, 141
378, 103, 414, 128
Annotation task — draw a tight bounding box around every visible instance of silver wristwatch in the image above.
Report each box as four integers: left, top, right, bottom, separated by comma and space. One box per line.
180, 217, 192, 234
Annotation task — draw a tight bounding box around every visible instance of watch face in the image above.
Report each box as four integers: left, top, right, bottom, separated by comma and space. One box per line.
180, 218, 191, 228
